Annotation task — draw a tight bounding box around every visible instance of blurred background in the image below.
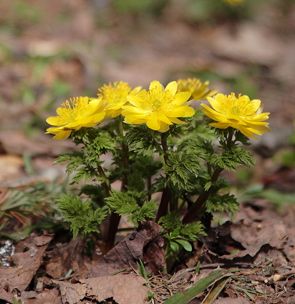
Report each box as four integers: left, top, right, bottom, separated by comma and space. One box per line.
0, 0, 294, 236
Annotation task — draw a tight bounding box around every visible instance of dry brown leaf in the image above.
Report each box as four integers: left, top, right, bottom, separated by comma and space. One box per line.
0, 130, 74, 157
214, 297, 251, 304
0, 289, 13, 303
56, 273, 148, 304
0, 155, 23, 183
21, 289, 61, 304
225, 202, 288, 258
0, 234, 52, 293
104, 221, 164, 272
210, 23, 282, 65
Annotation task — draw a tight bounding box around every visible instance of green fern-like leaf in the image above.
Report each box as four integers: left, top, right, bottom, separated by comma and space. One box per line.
126, 125, 160, 154
131, 200, 157, 223
206, 193, 239, 215
105, 191, 138, 214
57, 194, 108, 237
210, 145, 254, 170
105, 191, 156, 224
165, 151, 200, 192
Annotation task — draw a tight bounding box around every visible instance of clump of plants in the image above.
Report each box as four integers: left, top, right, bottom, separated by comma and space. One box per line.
46, 78, 270, 262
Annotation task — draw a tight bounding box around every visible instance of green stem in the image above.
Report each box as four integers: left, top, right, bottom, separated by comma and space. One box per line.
182, 167, 222, 224
97, 165, 111, 195
161, 132, 169, 163
182, 129, 235, 224
103, 118, 129, 248
156, 133, 170, 221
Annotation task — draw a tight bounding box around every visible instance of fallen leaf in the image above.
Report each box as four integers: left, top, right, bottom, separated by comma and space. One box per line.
225, 201, 288, 258
0, 130, 74, 157
210, 23, 282, 65
21, 289, 61, 304
214, 297, 251, 304
0, 155, 23, 183
104, 221, 164, 271
0, 234, 52, 293
56, 273, 148, 304
0, 289, 13, 303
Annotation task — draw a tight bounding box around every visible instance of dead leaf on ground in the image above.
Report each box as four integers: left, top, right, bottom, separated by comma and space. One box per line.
0, 289, 13, 303
214, 297, 251, 304
0, 131, 74, 157
0, 155, 23, 183
210, 23, 282, 65
55, 273, 148, 304
0, 234, 52, 294
104, 221, 165, 273
224, 201, 288, 258
45, 238, 98, 279
21, 288, 61, 304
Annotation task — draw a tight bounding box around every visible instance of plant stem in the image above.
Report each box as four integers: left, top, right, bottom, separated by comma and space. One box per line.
160, 132, 169, 163
97, 165, 111, 195
156, 133, 170, 221
103, 212, 121, 249
103, 118, 129, 248
182, 129, 236, 224
182, 167, 222, 224
156, 187, 171, 221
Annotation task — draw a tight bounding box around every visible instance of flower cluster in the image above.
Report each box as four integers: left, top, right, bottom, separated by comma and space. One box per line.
47, 77, 271, 256
46, 78, 270, 139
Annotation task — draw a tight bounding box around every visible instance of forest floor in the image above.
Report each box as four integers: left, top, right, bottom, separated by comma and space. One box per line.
0, 1, 295, 303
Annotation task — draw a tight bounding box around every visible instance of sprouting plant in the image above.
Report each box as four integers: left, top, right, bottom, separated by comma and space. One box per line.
46, 78, 270, 260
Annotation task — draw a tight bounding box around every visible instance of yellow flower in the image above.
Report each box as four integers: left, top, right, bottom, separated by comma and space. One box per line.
98, 81, 140, 118
46, 96, 106, 140
122, 80, 195, 132
201, 93, 270, 138
177, 78, 216, 100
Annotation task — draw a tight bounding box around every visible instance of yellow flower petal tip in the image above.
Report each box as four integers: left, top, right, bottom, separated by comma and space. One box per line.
122, 80, 195, 132
46, 96, 106, 140
177, 78, 216, 101
201, 93, 270, 139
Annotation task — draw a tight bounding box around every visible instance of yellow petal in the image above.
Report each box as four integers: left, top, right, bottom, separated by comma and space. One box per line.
251, 112, 270, 121
210, 122, 230, 129
169, 117, 185, 124
158, 122, 170, 133
149, 81, 163, 92
201, 104, 226, 122
146, 114, 160, 130
207, 94, 228, 113
238, 126, 256, 138
46, 127, 72, 140
168, 106, 195, 118
173, 92, 191, 105
165, 81, 177, 95
244, 99, 261, 115
53, 130, 72, 140
127, 93, 146, 107
46, 116, 65, 126
158, 113, 172, 124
